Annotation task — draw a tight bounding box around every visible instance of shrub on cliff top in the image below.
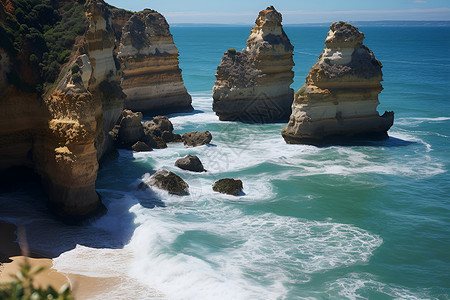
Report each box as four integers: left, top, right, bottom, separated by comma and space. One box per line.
227, 48, 237, 55
1, 0, 88, 93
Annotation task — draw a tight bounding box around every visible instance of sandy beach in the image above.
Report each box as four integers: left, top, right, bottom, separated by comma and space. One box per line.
0, 221, 162, 299
0, 221, 69, 291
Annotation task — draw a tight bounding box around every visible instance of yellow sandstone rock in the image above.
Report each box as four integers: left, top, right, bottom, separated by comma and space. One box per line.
212, 6, 294, 122
282, 21, 394, 145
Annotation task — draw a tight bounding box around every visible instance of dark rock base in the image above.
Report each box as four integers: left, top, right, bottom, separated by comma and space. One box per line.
213, 94, 293, 123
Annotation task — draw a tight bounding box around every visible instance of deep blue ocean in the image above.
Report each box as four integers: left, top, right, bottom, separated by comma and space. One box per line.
1, 26, 449, 299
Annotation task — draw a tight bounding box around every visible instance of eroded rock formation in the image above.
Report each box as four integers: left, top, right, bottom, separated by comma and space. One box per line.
139, 169, 189, 195
182, 131, 212, 147
212, 178, 243, 196
175, 155, 206, 172
114, 9, 192, 113
282, 21, 394, 145
33, 0, 125, 218
0, 0, 188, 219
212, 6, 294, 122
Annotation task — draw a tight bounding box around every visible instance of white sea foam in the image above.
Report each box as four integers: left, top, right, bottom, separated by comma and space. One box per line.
326, 273, 432, 299
125, 202, 382, 300
395, 116, 450, 126
3, 95, 446, 299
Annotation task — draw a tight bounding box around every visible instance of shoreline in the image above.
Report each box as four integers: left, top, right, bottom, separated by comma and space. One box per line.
0, 221, 163, 299
0, 221, 69, 291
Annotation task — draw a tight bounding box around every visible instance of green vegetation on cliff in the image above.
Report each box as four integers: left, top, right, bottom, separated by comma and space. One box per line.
0, 0, 88, 93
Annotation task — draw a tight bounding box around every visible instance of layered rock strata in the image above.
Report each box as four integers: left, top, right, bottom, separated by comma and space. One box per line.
282, 21, 394, 145
212, 6, 294, 122
1, 0, 190, 218
33, 0, 125, 217
114, 9, 192, 113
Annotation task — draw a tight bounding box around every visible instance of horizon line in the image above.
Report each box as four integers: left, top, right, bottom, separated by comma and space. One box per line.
170, 20, 450, 26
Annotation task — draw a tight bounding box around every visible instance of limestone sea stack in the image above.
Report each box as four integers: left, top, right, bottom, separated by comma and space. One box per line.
212, 6, 294, 122
114, 9, 192, 113
282, 21, 394, 145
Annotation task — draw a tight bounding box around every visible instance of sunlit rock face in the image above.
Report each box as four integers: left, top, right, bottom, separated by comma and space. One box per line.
212, 6, 294, 123
282, 21, 394, 145
0, 0, 191, 219
115, 9, 192, 113
32, 0, 125, 218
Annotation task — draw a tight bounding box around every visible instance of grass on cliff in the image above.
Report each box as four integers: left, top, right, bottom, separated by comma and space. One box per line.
0, 0, 88, 93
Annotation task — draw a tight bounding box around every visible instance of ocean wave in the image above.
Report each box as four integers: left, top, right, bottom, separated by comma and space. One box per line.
326, 273, 434, 300
126, 203, 382, 300
396, 116, 450, 126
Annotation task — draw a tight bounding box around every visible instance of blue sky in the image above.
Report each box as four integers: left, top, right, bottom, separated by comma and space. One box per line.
107, 0, 450, 24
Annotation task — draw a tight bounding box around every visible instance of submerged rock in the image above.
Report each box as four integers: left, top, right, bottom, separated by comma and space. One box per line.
212, 178, 243, 196
182, 131, 212, 147
139, 169, 189, 195
175, 155, 206, 172
212, 6, 294, 122
282, 21, 394, 145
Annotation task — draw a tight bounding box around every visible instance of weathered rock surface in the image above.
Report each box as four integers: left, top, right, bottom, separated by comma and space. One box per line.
212, 6, 294, 122
142, 115, 182, 148
0, 0, 189, 218
109, 109, 144, 147
282, 21, 394, 145
139, 169, 189, 195
212, 178, 243, 196
182, 131, 212, 147
131, 141, 153, 152
31, 0, 125, 217
114, 9, 192, 113
175, 155, 206, 172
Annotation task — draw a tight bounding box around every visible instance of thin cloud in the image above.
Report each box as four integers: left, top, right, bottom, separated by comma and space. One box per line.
412, 0, 427, 3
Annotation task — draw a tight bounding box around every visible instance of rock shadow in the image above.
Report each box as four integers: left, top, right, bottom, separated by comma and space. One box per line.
0, 149, 166, 259
313, 136, 416, 148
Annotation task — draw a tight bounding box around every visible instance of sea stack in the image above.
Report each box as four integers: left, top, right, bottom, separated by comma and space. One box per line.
282, 21, 394, 145
115, 9, 193, 113
212, 6, 294, 122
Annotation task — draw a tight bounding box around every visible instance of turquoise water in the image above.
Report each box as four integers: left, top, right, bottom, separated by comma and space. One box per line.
1, 26, 450, 299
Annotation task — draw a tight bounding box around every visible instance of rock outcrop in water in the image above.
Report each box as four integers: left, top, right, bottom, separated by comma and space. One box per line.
112, 9, 192, 113
282, 21, 394, 145
212, 178, 243, 196
182, 131, 212, 147
0, 0, 189, 219
139, 169, 189, 195
175, 155, 206, 172
212, 6, 294, 122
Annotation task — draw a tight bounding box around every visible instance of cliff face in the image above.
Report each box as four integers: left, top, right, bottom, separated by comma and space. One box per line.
212, 6, 294, 122
282, 21, 394, 145
32, 0, 125, 218
114, 9, 192, 113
